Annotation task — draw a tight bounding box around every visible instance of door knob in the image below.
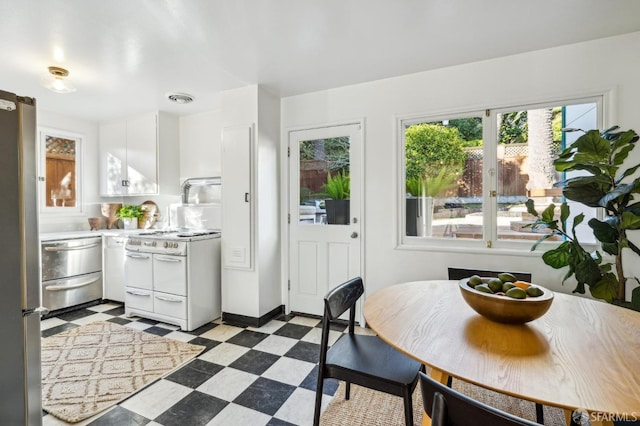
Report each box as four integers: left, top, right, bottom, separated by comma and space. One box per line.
351, 232, 358, 238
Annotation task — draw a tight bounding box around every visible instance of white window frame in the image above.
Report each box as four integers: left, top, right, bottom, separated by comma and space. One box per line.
38, 127, 83, 215
396, 94, 607, 253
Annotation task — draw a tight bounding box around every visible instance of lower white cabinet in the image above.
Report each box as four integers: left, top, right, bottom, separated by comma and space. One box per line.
103, 236, 127, 302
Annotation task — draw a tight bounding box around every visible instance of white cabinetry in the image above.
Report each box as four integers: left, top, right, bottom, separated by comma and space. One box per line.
221, 125, 253, 269
99, 111, 179, 196
103, 235, 127, 302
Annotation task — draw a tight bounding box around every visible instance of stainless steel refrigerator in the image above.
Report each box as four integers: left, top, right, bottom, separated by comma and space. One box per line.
0, 90, 46, 425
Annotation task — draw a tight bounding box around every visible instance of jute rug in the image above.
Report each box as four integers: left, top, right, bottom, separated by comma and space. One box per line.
41, 321, 204, 423
321, 378, 568, 425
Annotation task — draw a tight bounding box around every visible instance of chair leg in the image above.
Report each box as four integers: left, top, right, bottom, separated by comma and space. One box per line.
313, 375, 325, 426
403, 388, 414, 426
535, 403, 544, 424
345, 381, 351, 400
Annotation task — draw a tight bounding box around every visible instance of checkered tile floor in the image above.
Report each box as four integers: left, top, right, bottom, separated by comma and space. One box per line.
40, 302, 375, 426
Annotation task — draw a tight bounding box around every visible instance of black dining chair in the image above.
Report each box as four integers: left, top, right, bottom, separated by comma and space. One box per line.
419, 372, 542, 426
313, 277, 422, 426
447, 267, 532, 282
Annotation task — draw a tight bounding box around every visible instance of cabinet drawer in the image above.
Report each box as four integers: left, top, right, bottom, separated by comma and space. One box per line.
125, 287, 153, 311
153, 255, 187, 295
124, 252, 153, 289
153, 292, 187, 319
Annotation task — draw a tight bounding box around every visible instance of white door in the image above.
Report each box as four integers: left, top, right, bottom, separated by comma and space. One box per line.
288, 123, 362, 316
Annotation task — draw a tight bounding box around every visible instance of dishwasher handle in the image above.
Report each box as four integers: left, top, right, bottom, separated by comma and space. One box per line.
44, 242, 100, 252
45, 276, 101, 291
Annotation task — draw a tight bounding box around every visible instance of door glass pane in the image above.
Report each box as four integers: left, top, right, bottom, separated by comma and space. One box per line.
404, 116, 483, 238
299, 137, 350, 225
496, 102, 598, 242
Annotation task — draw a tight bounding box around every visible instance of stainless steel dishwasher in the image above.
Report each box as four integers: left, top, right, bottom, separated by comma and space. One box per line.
41, 236, 103, 312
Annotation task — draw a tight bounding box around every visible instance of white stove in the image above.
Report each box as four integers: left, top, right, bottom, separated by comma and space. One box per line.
125, 229, 220, 254
123, 228, 221, 331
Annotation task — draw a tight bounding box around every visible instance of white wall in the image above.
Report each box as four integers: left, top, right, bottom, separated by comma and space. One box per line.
281, 31, 640, 299
179, 109, 223, 181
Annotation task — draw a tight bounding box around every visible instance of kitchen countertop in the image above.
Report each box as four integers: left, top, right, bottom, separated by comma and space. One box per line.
39, 229, 149, 241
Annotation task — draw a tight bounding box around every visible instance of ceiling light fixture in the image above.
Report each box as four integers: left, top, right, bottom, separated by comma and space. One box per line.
42, 66, 76, 94
166, 92, 195, 104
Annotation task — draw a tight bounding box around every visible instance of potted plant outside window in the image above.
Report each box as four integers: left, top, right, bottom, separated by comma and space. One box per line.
117, 204, 143, 230
525, 126, 640, 311
322, 171, 350, 225
406, 167, 458, 236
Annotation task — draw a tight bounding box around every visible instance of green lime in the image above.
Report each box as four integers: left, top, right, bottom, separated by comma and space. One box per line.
498, 272, 517, 283
475, 284, 493, 294
467, 275, 483, 287
487, 278, 503, 293
502, 282, 515, 292
526, 286, 544, 297
505, 287, 526, 299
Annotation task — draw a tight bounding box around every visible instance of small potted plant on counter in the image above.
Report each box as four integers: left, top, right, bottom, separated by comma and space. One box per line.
117, 204, 143, 230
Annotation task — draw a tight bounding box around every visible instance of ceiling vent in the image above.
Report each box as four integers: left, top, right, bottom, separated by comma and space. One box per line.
166, 92, 195, 104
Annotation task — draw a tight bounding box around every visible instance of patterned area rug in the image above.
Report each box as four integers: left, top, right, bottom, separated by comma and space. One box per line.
321, 378, 568, 425
41, 321, 204, 423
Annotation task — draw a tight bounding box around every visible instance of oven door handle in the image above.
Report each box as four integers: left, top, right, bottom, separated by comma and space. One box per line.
126, 290, 151, 297
155, 295, 182, 303
45, 277, 100, 291
44, 243, 100, 252
155, 256, 182, 263
126, 253, 151, 259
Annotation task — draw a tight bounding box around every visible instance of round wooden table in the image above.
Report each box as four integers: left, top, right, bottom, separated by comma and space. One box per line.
363, 280, 640, 426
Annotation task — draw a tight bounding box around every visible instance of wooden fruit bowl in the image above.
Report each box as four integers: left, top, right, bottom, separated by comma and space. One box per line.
458, 278, 554, 324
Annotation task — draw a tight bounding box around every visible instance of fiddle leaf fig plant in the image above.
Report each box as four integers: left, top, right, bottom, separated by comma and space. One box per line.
525, 126, 640, 311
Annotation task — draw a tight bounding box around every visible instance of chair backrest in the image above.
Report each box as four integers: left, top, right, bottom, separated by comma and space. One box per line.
318, 278, 365, 370
323, 277, 364, 320
419, 372, 541, 426
447, 267, 532, 282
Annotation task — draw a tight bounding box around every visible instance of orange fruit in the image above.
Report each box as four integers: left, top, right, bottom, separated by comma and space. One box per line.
513, 280, 531, 290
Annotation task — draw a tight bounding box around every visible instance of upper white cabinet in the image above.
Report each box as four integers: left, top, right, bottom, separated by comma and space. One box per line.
99, 112, 179, 196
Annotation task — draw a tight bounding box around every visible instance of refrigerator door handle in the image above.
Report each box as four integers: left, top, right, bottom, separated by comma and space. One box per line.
22, 306, 49, 317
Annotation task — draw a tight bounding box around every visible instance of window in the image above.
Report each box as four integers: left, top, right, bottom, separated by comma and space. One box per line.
398, 96, 602, 249
39, 128, 82, 213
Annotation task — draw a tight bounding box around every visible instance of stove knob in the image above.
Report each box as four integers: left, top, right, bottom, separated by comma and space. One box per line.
173, 242, 179, 248
164, 241, 169, 248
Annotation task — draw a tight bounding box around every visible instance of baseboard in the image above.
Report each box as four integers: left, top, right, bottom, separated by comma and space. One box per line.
222, 305, 284, 327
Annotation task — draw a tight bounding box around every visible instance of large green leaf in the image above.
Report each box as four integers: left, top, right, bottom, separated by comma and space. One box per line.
562, 183, 608, 207
612, 144, 634, 166
588, 274, 617, 302
621, 211, 640, 230
588, 218, 618, 243
541, 204, 556, 223
574, 255, 603, 286
574, 130, 611, 158
541, 242, 570, 268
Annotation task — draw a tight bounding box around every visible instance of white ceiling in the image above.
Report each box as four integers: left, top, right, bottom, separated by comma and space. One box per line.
2, 0, 640, 123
